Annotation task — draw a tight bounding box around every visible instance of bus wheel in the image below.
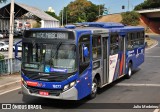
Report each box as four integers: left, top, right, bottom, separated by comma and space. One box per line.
126, 63, 132, 79
89, 78, 98, 99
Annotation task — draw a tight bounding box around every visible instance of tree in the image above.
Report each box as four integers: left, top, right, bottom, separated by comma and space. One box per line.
121, 11, 140, 26
59, 0, 105, 24
134, 0, 160, 10
45, 11, 59, 20
0, 0, 7, 3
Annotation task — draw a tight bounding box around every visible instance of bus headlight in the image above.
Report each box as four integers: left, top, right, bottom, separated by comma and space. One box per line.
63, 84, 69, 91
70, 81, 76, 87
63, 81, 76, 92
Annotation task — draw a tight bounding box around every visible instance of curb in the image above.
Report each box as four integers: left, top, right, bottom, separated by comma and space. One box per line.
146, 39, 158, 51
0, 80, 21, 92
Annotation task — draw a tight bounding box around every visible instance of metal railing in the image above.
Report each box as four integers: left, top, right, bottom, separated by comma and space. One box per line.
0, 58, 21, 75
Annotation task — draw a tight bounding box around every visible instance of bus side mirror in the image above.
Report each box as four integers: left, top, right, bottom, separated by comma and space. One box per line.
83, 46, 89, 57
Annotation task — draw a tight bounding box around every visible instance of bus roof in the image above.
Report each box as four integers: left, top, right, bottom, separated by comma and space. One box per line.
82, 22, 124, 28
28, 22, 144, 33
109, 26, 144, 33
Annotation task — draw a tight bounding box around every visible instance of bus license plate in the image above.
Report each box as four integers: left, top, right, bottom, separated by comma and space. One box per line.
39, 91, 49, 96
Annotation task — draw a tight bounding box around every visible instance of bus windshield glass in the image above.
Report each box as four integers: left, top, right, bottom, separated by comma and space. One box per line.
22, 43, 77, 73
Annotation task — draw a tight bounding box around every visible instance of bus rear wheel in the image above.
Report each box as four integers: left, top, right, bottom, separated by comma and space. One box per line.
126, 63, 132, 79
89, 78, 98, 99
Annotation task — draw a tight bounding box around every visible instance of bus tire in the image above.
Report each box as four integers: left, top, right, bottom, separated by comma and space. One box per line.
126, 63, 132, 79
89, 78, 98, 99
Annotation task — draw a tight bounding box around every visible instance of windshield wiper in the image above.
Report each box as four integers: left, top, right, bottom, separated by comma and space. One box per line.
49, 42, 62, 65
52, 41, 62, 58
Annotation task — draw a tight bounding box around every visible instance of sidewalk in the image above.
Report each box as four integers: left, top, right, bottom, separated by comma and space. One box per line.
0, 73, 21, 94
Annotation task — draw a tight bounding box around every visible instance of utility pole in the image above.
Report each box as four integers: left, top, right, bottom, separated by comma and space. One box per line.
8, 0, 14, 74
61, 9, 63, 26
99, 5, 101, 18
128, 0, 130, 11
66, 10, 67, 25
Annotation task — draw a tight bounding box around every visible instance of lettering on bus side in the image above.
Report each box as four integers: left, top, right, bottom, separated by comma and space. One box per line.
127, 50, 135, 57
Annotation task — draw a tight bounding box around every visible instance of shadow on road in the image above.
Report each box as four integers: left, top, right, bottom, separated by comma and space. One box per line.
98, 68, 141, 94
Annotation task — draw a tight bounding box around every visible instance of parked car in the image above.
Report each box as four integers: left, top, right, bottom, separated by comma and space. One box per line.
0, 34, 3, 38
13, 44, 22, 51
2, 39, 16, 45
0, 42, 9, 51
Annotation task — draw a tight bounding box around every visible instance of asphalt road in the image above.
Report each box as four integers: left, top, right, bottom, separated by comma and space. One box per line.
0, 35, 160, 112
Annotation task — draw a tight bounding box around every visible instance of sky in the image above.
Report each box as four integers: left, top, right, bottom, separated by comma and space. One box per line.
0, 0, 145, 15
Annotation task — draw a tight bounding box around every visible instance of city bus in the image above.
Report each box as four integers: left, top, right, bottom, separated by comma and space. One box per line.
17, 22, 145, 101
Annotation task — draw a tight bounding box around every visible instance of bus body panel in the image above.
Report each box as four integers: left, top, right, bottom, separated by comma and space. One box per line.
126, 46, 145, 71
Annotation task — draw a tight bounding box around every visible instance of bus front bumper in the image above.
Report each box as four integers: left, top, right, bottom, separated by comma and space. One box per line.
22, 84, 78, 100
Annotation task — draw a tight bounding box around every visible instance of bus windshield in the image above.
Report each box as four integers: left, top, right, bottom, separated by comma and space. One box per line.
22, 42, 77, 73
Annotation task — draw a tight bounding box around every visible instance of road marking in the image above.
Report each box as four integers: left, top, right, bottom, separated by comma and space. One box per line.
116, 83, 160, 87
153, 109, 160, 112
0, 80, 20, 88
0, 87, 21, 96
146, 56, 160, 58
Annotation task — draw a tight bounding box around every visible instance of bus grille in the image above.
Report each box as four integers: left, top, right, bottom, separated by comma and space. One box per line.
27, 86, 62, 96
22, 70, 75, 82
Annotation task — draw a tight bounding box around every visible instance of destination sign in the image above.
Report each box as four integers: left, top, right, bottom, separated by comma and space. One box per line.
31, 32, 68, 39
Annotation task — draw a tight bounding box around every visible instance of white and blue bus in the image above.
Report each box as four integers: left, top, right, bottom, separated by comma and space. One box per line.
17, 22, 145, 101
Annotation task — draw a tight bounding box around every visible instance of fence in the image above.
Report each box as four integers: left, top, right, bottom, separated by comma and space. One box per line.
0, 58, 21, 75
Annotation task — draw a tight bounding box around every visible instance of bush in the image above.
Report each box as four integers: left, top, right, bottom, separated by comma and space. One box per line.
121, 11, 140, 26
134, 0, 160, 10
32, 22, 41, 28
0, 54, 4, 60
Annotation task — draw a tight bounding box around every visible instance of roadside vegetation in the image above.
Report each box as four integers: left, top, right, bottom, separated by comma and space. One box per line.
45, 11, 59, 20
0, 0, 7, 3
134, 0, 160, 10
121, 11, 140, 26
0, 54, 4, 60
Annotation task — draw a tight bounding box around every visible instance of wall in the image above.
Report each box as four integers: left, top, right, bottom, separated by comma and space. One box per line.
0, 19, 10, 30
41, 20, 59, 28
140, 15, 160, 34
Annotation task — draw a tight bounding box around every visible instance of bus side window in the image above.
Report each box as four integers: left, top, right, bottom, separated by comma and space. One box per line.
79, 35, 90, 74
92, 35, 101, 60
110, 33, 119, 55
140, 31, 145, 47
128, 31, 145, 49
127, 33, 133, 50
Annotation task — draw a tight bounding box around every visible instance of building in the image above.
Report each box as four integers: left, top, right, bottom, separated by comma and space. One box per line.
0, 2, 59, 32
